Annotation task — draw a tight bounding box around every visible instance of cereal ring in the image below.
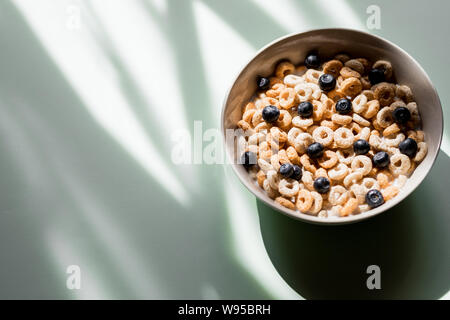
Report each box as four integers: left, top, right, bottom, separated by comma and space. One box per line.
283, 74, 304, 87
372, 119, 384, 132
374, 82, 395, 106
406, 102, 421, 123
251, 109, 264, 127
414, 142, 427, 162
244, 102, 256, 113
305, 69, 324, 84
340, 198, 359, 216
357, 58, 371, 74
389, 153, 411, 176
307, 83, 322, 100
312, 100, 325, 122
294, 133, 314, 154
328, 185, 349, 205
383, 123, 401, 137
288, 127, 303, 145
306, 125, 318, 135
327, 89, 345, 102
336, 148, 355, 165
322, 59, 343, 78
258, 141, 272, 160
300, 154, 316, 174
351, 155, 373, 176
352, 94, 368, 114
355, 127, 371, 142
373, 60, 393, 80
267, 170, 280, 190
376, 106, 394, 128
242, 108, 256, 123
286, 146, 300, 165
315, 168, 329, 179
263, 179, 279, 199
343, 171, 363, 188
248, 132, 266, 146
340, 66, 361, 79
237, 120, 254, 134
269, 77, 283, 87
292, 116, 314, 129
266, 83, 285, 98
362, 90, 375, 101
396, 85, 414, 103
361, 177, 380, 191
358, 204, 370, 213
361, 76, 371, 90
256, 170, 266, 187
376, 171, 391, 189
328, 163, 349, 181
321, 96, 335, 119
348, 184, 365, 204
335, 53, 350, 63
296, 189, 313, 212
353, 113, 371, 127
384, 133, 405, 147
332, 113, 353, 125
362, 100, 380, 119
313, 126, 334, 146
334, 127, 354, 148
317, 150, 338, 169
390, 100, 406, 110
309, 191, 323, 215
340, 77, 363, 97
275, 61, 295, 79
275, 196, 296, 210
301, 170, 315, 191
276, 110, 292, 129
344, 59, 365, 75
269, 127, 288, 144
278, 178, 300, 197
279, 87, 296, 109
295, 65, 307, 76
381, 185, 399, 201
294, 83, 313, 102
254, 122, 270, 133
320, 120, 339, 131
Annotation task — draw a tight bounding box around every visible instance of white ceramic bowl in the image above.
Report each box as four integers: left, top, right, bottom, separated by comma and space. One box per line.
222, 28, 443, 225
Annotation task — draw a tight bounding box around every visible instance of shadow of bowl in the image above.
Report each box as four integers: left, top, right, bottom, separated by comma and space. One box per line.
257, 152, 450, 299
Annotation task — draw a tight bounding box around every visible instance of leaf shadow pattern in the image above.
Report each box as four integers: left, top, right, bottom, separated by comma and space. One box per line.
257, 152, 450, 299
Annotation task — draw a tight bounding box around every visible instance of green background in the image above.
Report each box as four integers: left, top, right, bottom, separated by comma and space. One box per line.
0, 0, 448, 299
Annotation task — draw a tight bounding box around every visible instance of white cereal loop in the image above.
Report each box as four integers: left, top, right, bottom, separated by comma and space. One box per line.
287, 127, 303, 146
284, 74, 304, 87
263, 179, 278, 199
292, 116, 314, 129
344, 171, 363, 188
355, 127, 371, 141
248, 132, 266, 145
334, 127, 354, 148
369, 133, 382, 149
251, 109, 264, 127
414, 142, 427, 162
312, 100, 325, 121
301, 170, 315, 191
294, 133, 314, 154
352, 94, 368, 114
313, 126, 334, 146
258, 158, 274, 173
309, 191, 323, 215
329, 186, 349, 205
295, 83, 313, 102
328, 163, 349, 181
384, 133, 405, 147
305, 69, 323, 84
278, 179, 300, 198
351, 155, 373, 176
389, 153, 411, 176
270, 153, 284, 171
307, 83, 322, 100
349, 184, 366, 204
336, 148, 355, 165
279, 87, 296, 109
361, 178, 380, 191
267, 170, 280, 190
353, 113, 371, 127
376, 107, 394, 128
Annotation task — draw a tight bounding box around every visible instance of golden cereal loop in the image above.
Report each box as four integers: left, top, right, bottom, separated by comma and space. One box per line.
384, 133, 405, 148
376, 106, 394, 128
294, 133, 314, 154
340, 66, 361, 79
373, 60, 393, 80
267, 170, 280, 190
362, 90, 375, 101
336, 148, 355, 165
362, 100, 380, 119
301, 169, 315, 190
355, 127, 371, 141
374, 82, 395, 106
313, 126, 334, 147
306, 125, 318, 135
327, 89, 345, 102
254, 122, 270, 133
318, 150, 338, 169
269, 77, 283, 87
270, 126, 287, 144
263, 179, 279, 199
286, 146, 300, 165
320, 120, 339, 131
248, 132, 266, 146
300, 154, 316, 174
340, 198, 359, 216
276, 110, 292, 129
349, 184, 366, 204
332, 114, 353, 125
357, 58, 371, 74
352, 94, 368, 114
344, 59, 365, 75
257, 170, 266, 188
244, 102, 256, 113
237, 120, 253, 134
295, 65, 307, 76
383, 123, 401, 137
328, 163, 349, 181
251, 109, 264, 127
334, 127, 354, 148
258, 141, 272, 160
266, 83, 285, 98
242, 108, 256, 123
292, 116, 314, 130
312, 100, 325, 122
328, 186, 349, 206
396, 85, 414, 103
382, 185, 399, 201
309, 191, 323, 215
275, 196, 296, 210
296, 189, 313, 212
361, 76, 371, 90
287, 127, 303, 146
315, 167, 329, 179
322, 60, 343, 78
294, 83, 313, 102
275, 61, 295, 79
351, 155, 373, 176
414, 142, 427, 162
283, 74, 304, 87
278, 178, 300, 198
344, 171, 363, 188
279, 87, 296, 109
305, 69, 324, 84
340, 77, 363, 97
390, 100, 406, 110
376, 172, 390, 189
416, 130, 425, 142
389, 153, 411, 176
361, 177, 380, 192
353, 113, 371, 127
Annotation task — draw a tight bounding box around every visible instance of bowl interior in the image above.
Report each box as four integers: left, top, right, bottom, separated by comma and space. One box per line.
222, 29, 443, 225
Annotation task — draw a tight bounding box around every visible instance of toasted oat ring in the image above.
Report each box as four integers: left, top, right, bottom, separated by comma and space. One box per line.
327, 89, 345, 102
373, 60, 393, 80
414, 142, 427, 162
389, 153, 411, 176
343, 171, 363, 188
301, 170, 315, 191
267, 170, 280, 190
294, 133, 314, 154
374, 82, 395, 106
381, 185, 399, 201
361, 177, 380, 192
328, 185, 349, 205
376, 171, 391, 189
384, 133, 405, 148
275, 61, 295, 79
306, 125, 318, 136
278, 178, 300, 198
340, 66, 361, 79
312, 100, 325, 122
279, 87, 296, 109
313, 126, 334, 147
362, 100, 380, 119
360, 76, 371, 90
258, 158, 274, 173
275, 196, 296, 210
269, 77, 283, 87
334, 127, 354, 148
266, 83, 285, 98
335, 53, 350, 63
336, 148, 355, 165
242, 108, 256, 123
305, 69, 324, 84
406, 102, 421, 123
383, 123, 401, 137
322, 59, 343, 78
286, 146, 300, 165
296, 189, 313, 212
352, 94, 368, 114
351, 155, 373, 176
248, 132, 266, 146
344, 59, 365, 75
256, 170, 266, 188
340, 198, 359, 216
300, 154, 316, 174
353, 113, 371, 127
283, 74, 304, 87
362, 90, 375, 101
320, 120, 338, 131
276, 110, 292, 129
263, 179, 279, 199
251, 109, 264, 127
317, 150, 338, 169
254, 122, 270, 133
349, 184, 366, 204
309, 191, 323, 215
331, 114, 353, 125
270, 154, 284, 172
270, 127, 287, 144
294, 83, 313, 102
357, 58, 371, 73
321, 95, 335, 119
237, 120, 253, 134
315, 168, 329, 179
355, 127, 371, 141
396, 85, 414, 103
328, 163, 349, 181
340, 77, 363, 97
376, 106, 394, 128
292, 116, 314, 129
287, 127, 303, 146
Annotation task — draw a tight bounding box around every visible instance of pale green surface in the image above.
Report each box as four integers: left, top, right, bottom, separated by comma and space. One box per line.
0, 0, 448, 299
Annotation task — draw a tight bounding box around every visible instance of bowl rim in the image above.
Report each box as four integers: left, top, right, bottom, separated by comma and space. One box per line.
221, 28, 444, 225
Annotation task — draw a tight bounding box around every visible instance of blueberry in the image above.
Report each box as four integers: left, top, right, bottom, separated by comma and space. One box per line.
365, 189, 385, 208
307, 142, 324, 159
241, 151, 257, 169
393, 107, 411, 124
399, 138, 418, 157
262, 105, 280, 123
257, 76, 270, 90
297, 101, 313, 117
368, 68, 385, 85
373, 151, 390, 168
318, 74, 336, 92
304, 52, 320, 69
291, 165, 303, 181
335, 98, 352, 115
353, 139, 370, 155
314, 177, 330, 194
279, 163, 294, 178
